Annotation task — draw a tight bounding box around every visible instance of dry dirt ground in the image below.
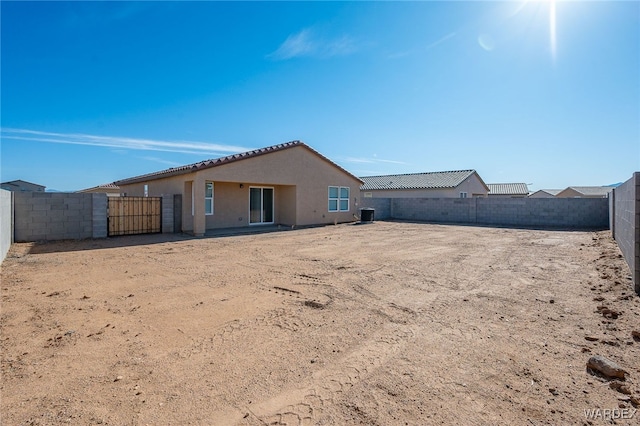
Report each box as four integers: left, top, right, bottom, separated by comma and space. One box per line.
1, 221, 639, 425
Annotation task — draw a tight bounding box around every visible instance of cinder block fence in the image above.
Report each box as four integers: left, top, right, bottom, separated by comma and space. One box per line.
610, 172, 640, 294
13, 192, 108, 242
361, 197, 610, 229
11, 192, 179, 243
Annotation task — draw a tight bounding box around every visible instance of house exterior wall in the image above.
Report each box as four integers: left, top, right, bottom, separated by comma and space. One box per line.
361, 173, 488, 199
202, 182, 295, 229
117, 145, 362, 232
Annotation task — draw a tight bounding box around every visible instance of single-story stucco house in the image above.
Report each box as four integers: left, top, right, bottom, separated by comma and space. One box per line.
114, 141, 363, 236
528, 189, 562, 198
360, 170, 489, 199
76, 183, 122, 196
487, 183, 529, 198
555, 186, 613, 198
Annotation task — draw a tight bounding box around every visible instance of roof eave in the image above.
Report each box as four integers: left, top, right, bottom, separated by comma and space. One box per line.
115, 141, 363, 186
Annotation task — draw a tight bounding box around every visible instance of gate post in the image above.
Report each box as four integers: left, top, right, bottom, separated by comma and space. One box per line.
162, 195, 174, 233
92, 193, 108, 238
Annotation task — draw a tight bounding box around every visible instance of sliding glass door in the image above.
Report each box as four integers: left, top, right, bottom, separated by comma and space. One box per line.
249, 187, 274, 224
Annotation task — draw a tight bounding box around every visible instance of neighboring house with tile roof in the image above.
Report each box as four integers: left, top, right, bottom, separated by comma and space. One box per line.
359, 170, 489, 198
1, 179, 45, 192
76, 183, 122, 196
487, 183, 529, 198
555, 186, 613, 198
529, 189, 562, 198
114, 141, 363, 236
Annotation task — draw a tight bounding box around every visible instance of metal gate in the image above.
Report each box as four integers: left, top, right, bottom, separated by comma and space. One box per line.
108, 196, 161, 236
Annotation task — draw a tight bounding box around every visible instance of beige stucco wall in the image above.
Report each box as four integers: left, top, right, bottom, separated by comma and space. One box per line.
361, 173, 488, 199
118, 145, 361, 232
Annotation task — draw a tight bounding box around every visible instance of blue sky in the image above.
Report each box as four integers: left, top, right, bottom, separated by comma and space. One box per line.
1, 1, 638, 191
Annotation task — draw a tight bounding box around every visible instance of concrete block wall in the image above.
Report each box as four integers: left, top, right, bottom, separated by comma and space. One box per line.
359, 198, 391, 220
1, 189, 13, 263
477, 198, 609, 228
611, 173, 640, 294
391, 198, 476, 223
362, 196, 609, 229
14, 192, 107, 242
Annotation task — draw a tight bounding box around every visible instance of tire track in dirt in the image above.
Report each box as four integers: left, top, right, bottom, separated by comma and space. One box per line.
239, 269, 421, 424
242, 322, 418, 426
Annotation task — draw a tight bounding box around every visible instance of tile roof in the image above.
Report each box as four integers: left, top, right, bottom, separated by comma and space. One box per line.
566, 186, 613, 196
76, 183, 121, 193
96, 183, 120, 189
487, 183, 529, 195
114, 141, 361, 186
360, 170, 477, 191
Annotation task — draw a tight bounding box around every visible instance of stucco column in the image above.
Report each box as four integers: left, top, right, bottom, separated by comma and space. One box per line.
193, 175, 206, 237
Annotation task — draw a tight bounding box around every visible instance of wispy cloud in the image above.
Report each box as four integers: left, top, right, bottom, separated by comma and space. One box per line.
425, 32, 457, 50
139, 156, 183, 167
340, 156, 407, 165
268, 28, 358, 60
388, 32, 457, 59
1, 128, 253, 156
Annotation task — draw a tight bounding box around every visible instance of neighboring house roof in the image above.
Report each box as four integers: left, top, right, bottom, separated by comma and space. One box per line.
76, 183, 121, 193
487, 183, 529, 196
560, 186, 613, 197
1, 179, 46, 191
537, 189, 562, 196
360, 170, 484, 191
115, 141, 362, 186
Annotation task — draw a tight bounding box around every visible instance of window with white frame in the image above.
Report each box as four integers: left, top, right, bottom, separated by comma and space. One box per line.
460, 192, 468, 198
205, 182, 214, 215
328, 186, 350, 212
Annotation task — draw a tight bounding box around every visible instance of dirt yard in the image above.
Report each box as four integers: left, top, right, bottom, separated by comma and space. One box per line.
1, 221, 639, 425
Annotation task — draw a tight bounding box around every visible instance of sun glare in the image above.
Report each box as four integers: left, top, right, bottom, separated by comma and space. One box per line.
550, 0, 557, 62
511, 0, 559, 63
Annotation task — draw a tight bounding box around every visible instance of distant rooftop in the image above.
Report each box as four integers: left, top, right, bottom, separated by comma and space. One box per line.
1, 179, 46, 192
564, 186, 613, 197
536, 189, 562, 196
487, 183, 529, 196
360, 170, 477, 191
